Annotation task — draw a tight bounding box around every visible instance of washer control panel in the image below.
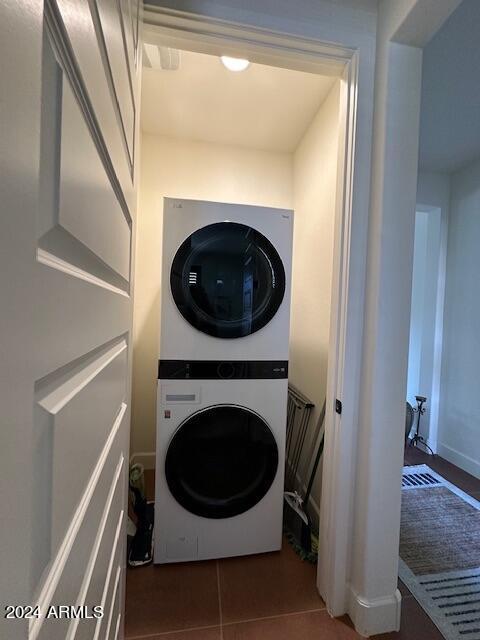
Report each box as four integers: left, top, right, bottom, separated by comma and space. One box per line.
158, 359, 288, 380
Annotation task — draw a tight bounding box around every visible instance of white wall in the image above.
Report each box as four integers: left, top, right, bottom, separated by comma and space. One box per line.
407, 212, 428, 405
437, 158, 480, 478
133, 84, 341, 509
131, 134, 293, 458
407, 209, 442, 441
407, 171, 450, 448
290, 80, 340, 523
418, 0, 480, 172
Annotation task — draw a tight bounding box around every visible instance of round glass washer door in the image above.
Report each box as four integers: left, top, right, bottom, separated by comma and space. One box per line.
170, 222, 286, 338
165, 405, 279, 519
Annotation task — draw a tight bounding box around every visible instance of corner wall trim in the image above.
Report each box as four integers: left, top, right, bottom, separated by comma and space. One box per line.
348, 586, 401, 637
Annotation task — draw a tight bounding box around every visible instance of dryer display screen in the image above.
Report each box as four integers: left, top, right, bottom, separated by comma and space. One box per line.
170, 222, 286, 338
165, 405, 279, 519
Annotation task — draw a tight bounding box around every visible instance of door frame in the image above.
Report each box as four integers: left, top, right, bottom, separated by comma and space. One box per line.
408, 202, 447, 455
143, 5, 361, 615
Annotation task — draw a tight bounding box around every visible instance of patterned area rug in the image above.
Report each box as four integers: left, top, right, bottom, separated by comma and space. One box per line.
400, 465, 480, 640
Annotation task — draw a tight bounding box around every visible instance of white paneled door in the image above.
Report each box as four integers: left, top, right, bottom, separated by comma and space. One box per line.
0, 1, 140, 639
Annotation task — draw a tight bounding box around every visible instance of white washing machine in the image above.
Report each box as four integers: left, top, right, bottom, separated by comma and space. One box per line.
154, 360, 288, 563
160, 198, 293, 361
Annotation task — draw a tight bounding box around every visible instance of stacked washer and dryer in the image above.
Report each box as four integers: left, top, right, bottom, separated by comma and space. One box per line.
155, 198, 293, 564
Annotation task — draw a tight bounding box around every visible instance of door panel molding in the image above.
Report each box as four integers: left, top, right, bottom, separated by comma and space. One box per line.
29, 405, 126, 640
120, 0, 137, 88
35, 454, 125, 640
103, 565, 121, 640
90, 0, 136, 167
57, 79, 132, 281
1, 1, 137, 638
36, 338, 127, 416
32, 267, 131, 378
36, 342, 127, 552
66, 475, 124, 640
31, 335, 127, 586
44, 0, 133, 220
37, 231, 130, 297
38, 27, 132, 293
90, 510, 124, 640
41, 13, 133, 287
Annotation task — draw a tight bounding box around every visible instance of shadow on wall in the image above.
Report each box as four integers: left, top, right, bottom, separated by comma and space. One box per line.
289, 341, 329, 530
131, 291, 161, 460
129, 134, 294, 464
130, 79, 340, 496
288, 80, 340, 528
438, 159, 480, 477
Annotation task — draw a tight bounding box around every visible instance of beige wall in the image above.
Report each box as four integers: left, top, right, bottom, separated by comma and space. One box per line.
131, 134, 294, 460
132, 82, 340, 487
289, 80, 341, 519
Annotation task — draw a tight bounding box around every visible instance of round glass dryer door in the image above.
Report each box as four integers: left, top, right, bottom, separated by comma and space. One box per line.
165, 405, 279, 519
170, 222, 286, 338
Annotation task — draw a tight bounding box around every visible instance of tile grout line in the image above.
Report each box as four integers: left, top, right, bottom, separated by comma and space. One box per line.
125, 607, 329, 639
221, 606, 327, 628
126, 623, 222, 639
216, 560, 224, 640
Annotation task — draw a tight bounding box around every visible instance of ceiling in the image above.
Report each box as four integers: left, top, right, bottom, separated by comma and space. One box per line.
140, 49, 336, 153
419, 0, 480, 173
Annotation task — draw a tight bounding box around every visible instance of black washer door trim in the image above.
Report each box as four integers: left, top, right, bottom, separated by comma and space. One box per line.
165, 404, 279, 519
170, 222, 286, 338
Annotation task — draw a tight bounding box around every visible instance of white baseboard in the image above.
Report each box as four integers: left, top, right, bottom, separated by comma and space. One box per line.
129, 451, 156, 470
437, 443, 480, 479
348, 586, 401, 637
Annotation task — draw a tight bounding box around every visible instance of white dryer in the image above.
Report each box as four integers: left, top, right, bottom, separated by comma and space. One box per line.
154, 360, 288, 563
160, 198, 293, 361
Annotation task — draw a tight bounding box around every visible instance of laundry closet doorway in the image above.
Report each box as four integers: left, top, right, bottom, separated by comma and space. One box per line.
130, 6, 362, 618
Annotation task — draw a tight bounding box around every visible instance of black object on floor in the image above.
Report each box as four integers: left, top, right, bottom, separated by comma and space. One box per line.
129, 482, 154, 567
129, 501, 154, 567
409, 395, 435, 456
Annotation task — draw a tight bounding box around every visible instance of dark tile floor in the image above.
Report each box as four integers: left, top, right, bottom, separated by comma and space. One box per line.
125, 541, 326, 639
125, 455, 480, 639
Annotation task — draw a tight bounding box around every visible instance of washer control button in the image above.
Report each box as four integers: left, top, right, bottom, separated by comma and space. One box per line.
217, 361, 236, 379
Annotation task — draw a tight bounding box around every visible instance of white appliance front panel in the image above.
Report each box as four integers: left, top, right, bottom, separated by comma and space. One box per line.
154, 378, 288, 563
160, 198, 293, 361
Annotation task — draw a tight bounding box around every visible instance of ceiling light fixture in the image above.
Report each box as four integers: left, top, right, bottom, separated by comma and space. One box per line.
220, 56, 250, 72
